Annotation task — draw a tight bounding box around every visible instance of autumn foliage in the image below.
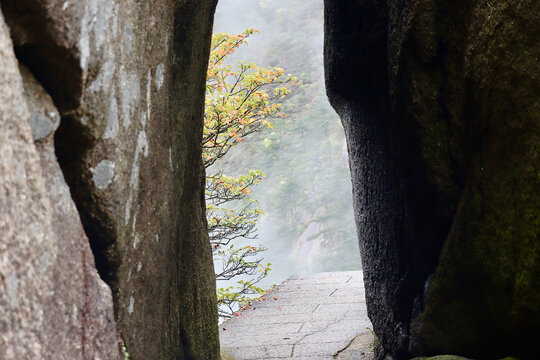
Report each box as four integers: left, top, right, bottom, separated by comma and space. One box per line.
204, 28, 293, 167
203, 28, 294, 319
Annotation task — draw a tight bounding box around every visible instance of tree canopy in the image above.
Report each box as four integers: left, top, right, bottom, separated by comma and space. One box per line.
204, 28, 294, 319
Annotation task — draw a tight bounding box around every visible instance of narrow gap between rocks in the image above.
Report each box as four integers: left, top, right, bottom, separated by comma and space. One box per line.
212, 2, 372, 358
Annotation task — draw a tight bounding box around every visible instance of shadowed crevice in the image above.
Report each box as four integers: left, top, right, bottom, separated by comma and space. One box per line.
54, 115, 120, 288
2, 0, 83, 112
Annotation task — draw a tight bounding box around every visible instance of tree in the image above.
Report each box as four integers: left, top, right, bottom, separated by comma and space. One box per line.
213, 0, 361, 277
204, 28, 294, 319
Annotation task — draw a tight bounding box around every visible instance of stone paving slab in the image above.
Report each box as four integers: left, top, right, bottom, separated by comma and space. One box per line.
251, 295, 364, 306
220, 271, 373, 359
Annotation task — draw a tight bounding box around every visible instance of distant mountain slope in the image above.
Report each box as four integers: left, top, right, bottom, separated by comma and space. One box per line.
213, 0, 360, 285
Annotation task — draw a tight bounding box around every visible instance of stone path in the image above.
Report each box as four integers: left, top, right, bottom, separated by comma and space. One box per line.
220, 271, 374, 360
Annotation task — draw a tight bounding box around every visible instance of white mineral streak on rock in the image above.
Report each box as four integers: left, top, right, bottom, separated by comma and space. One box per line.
90, 160, 116, 189
137, 262, 142, 273
125, 197, 132, 225
133, 234, 140, 249
146, 69, 152, 122
80, 1, 113, 70
98, 56, 116, 94
79, 3, 91, 68
121, 70, 140, 128
93, 1, 110, 50
155, 63, 165, 89
130, 163, 139, 191
71, 304, 78, 326
130, 130, 148, 191
131, 208, 138, 233
104, 89, 119, 139
141, 111, 147, 127
140, 132, 149, 158
169, 146, 173, 171
128, 296, 134, 315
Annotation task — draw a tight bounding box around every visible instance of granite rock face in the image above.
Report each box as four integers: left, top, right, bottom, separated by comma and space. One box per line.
1, 0, 219, 358
324, 1, 539, 359
22, 63, 122, 360
0, 12, 121, 359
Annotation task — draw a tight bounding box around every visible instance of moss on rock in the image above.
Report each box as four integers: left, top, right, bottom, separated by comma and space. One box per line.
324, 0, 540, 359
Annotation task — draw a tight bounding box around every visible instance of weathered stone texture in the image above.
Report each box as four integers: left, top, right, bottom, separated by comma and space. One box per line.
220, 271, 373, 360
1, 0, 220, 358
23, 63, 122, 360
0, 12, 121, 359
0, 12, 52, 359
324, 0, 539, 359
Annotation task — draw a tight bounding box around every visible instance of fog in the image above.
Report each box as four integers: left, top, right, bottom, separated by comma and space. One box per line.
212, 0, 360, 293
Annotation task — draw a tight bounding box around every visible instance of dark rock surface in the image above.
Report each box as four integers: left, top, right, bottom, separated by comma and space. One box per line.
1, 0, 220, 358
324, 1, 539, 359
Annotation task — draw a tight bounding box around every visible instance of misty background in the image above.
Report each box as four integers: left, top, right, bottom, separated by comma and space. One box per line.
212, 0, 360, 290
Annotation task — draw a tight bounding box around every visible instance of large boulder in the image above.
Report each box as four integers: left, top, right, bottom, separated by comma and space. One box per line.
324, 1, 539, 359
1, 0, 219, 358
0, 12, 120, 359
